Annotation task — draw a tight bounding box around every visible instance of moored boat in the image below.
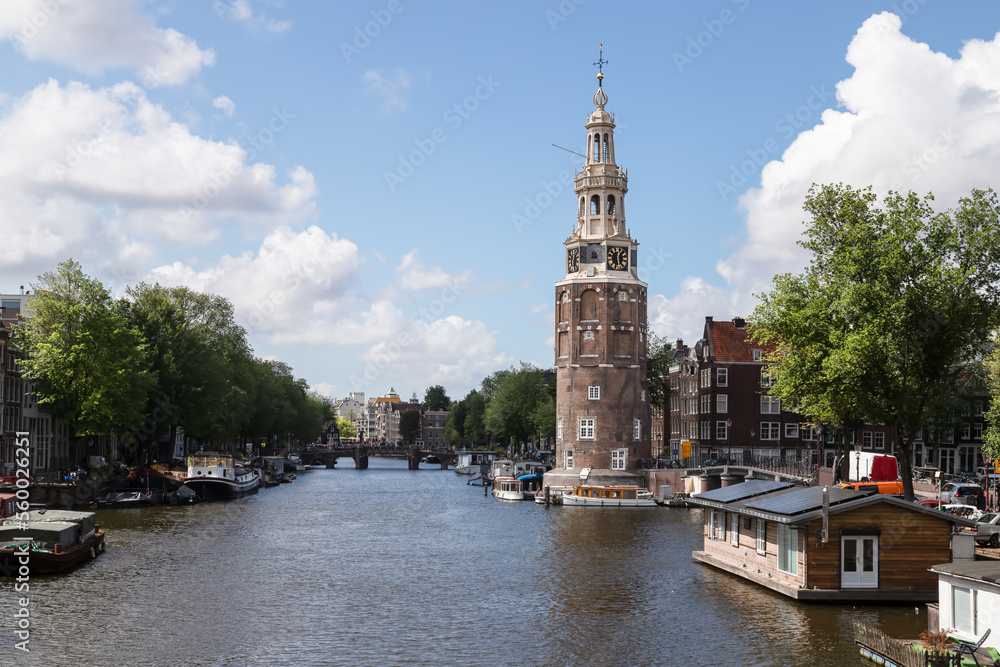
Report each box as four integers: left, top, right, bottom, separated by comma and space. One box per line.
560, 484, 656, 507
454, 450, 496, 475
0, 509, 106, 575
95, 490, 155, 508
492, 476, 524, 501
183, 454, 260, 501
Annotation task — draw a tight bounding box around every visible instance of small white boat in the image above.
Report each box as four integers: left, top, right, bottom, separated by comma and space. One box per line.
487, 459, 515, 480
560, 484, 656, 507
492, 476, 524, 501
534, 486, 574, 504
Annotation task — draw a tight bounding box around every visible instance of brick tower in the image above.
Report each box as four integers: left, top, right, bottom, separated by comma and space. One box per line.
544, 57, 651, 489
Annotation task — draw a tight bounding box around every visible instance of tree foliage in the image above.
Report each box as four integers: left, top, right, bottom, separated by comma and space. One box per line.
752, 184, 1000, 499
483, 363, 552, 449
646, 331, 673, 407
423, 385, 451, 411
15, 260, 153, 444
399, 409, 421, 445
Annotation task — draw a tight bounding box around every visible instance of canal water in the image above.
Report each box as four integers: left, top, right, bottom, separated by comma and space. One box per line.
2, 458, 927, 666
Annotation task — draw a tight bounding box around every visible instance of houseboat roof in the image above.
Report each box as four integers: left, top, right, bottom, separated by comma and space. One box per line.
930, 561, 1000, 585
689, 484, 976, 527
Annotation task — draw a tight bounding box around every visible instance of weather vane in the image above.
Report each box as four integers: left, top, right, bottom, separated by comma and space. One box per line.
593, 43, 607, 86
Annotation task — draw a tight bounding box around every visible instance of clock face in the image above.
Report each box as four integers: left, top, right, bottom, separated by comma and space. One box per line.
607, 246, 628, 271
566, 247, 580, 273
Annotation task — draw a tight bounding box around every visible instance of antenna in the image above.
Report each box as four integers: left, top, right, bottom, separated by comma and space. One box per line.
552, 143, 587, 159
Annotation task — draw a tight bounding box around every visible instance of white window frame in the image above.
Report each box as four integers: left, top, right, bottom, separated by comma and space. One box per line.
874, 432, 885, 450
974, 423, 983, 440
556, 417, 563, 441
784, 423, 799, 439
633, 419, 641, 440
862, 431, 872, 448
709, 510, 726, 541
756, 520, 766, 555
611, 448, 627, 470
760, 422, 779, 441
761, 396, 780, 414
952, 584, 975, 637
716, 367, 728, 387
588, 385, 600, 400
752, 349, 762, 362
565, 449, 574, 469
963, 423, 971, 439
579, 418, 595, 440
777, 524, 798, 575
760, 366, 771, 388
730, 513, 739, 547
716, 421, 728, 440
717, 394, 727, 414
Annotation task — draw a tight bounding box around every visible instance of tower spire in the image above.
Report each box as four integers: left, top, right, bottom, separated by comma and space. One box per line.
593, 43, 608, 87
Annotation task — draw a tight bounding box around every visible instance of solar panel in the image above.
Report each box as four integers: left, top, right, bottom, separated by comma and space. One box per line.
695, 479, 795, 503
745, 486, 874, 515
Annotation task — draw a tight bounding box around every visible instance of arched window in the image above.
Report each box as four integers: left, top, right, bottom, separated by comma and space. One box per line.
590, 195, 600, 215
580, 289, 598, 320
593, 133, 601, 163
607, 195, 616, 215
603, 133, 609, 163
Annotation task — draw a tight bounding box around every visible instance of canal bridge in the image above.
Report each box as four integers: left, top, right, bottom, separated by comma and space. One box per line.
304, 446, 458, 470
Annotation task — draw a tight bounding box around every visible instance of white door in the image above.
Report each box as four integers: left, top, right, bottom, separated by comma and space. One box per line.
841, 535, 879, 588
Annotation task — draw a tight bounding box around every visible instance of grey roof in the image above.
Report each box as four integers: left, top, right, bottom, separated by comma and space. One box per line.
688, 482, 977, 527
695, 479, 794, 504
930, 561, 1000, 584
745, 485, 872, 515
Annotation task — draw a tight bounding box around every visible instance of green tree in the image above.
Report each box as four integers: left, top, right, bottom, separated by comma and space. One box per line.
646, 331, 674, 408
752, 185, 1000, 499
399, 409, 421, 445
15, 260, 153, 462
442, 399, 467, 446
462, 390, 488, 447
336, 415, 357, 440
483, 363, 550, 451
423, 385, 451, 411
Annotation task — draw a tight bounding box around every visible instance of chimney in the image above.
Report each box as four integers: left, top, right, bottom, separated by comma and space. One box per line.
20, 285, 24, 295
705, 315, 713, 324
733, 317, 746, 330
675, 338, 684, 350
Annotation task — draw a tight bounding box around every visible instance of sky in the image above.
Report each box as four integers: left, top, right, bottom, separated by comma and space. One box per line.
2, 1, 1000, 403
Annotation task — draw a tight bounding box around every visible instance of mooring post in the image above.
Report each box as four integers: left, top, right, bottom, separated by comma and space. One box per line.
544, 486, 550, 506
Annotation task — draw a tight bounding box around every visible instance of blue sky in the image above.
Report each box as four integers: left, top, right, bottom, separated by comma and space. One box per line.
2, 0, 1000, 403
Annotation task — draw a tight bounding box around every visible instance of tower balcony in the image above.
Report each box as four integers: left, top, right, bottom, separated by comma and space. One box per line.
575, 173, 628, 192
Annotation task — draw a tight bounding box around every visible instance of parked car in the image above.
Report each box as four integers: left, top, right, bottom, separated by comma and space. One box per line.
919, 499, 943, 509
940, 482, 984, 505
975, 513, 1000, 547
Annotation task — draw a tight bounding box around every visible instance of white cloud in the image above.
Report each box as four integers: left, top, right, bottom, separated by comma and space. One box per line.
214, 0, 292, 34
0, 78, 318, 286
213, 95, 236, 117
394, 250, 473, 291
309, 381, 337, 398
649, 277, 739, 345
0, 0, 215, 85
146, 225, 360, 337
356, 316, 512, 391
660, 13, 1000, 340
363, 68, 411, 114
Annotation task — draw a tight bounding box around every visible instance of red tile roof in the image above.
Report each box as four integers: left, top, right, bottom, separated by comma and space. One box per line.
707, 320, 775, 362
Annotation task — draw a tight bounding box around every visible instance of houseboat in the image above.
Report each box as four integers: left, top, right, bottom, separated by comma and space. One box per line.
0, 509, 105, 575
183, 454, 260, 501
492, 476, 524, 501
687, 480, 976, 601
561, 484, 656, 507
454, 450, 496, 475
929, 561, 1000, 652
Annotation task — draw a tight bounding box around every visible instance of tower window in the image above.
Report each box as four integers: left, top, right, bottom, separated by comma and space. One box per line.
579, 418, 595, 440
607, 194, 616, 215
593, 133, 600, 163
588, 386, 600, 400
590, 195, 600, 215
603, 133, 609, 163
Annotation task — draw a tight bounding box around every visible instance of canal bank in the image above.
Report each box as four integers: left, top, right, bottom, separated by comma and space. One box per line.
2, 458, 925, 666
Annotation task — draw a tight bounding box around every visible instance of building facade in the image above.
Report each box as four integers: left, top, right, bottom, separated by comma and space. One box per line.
546, 66, 650, 488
